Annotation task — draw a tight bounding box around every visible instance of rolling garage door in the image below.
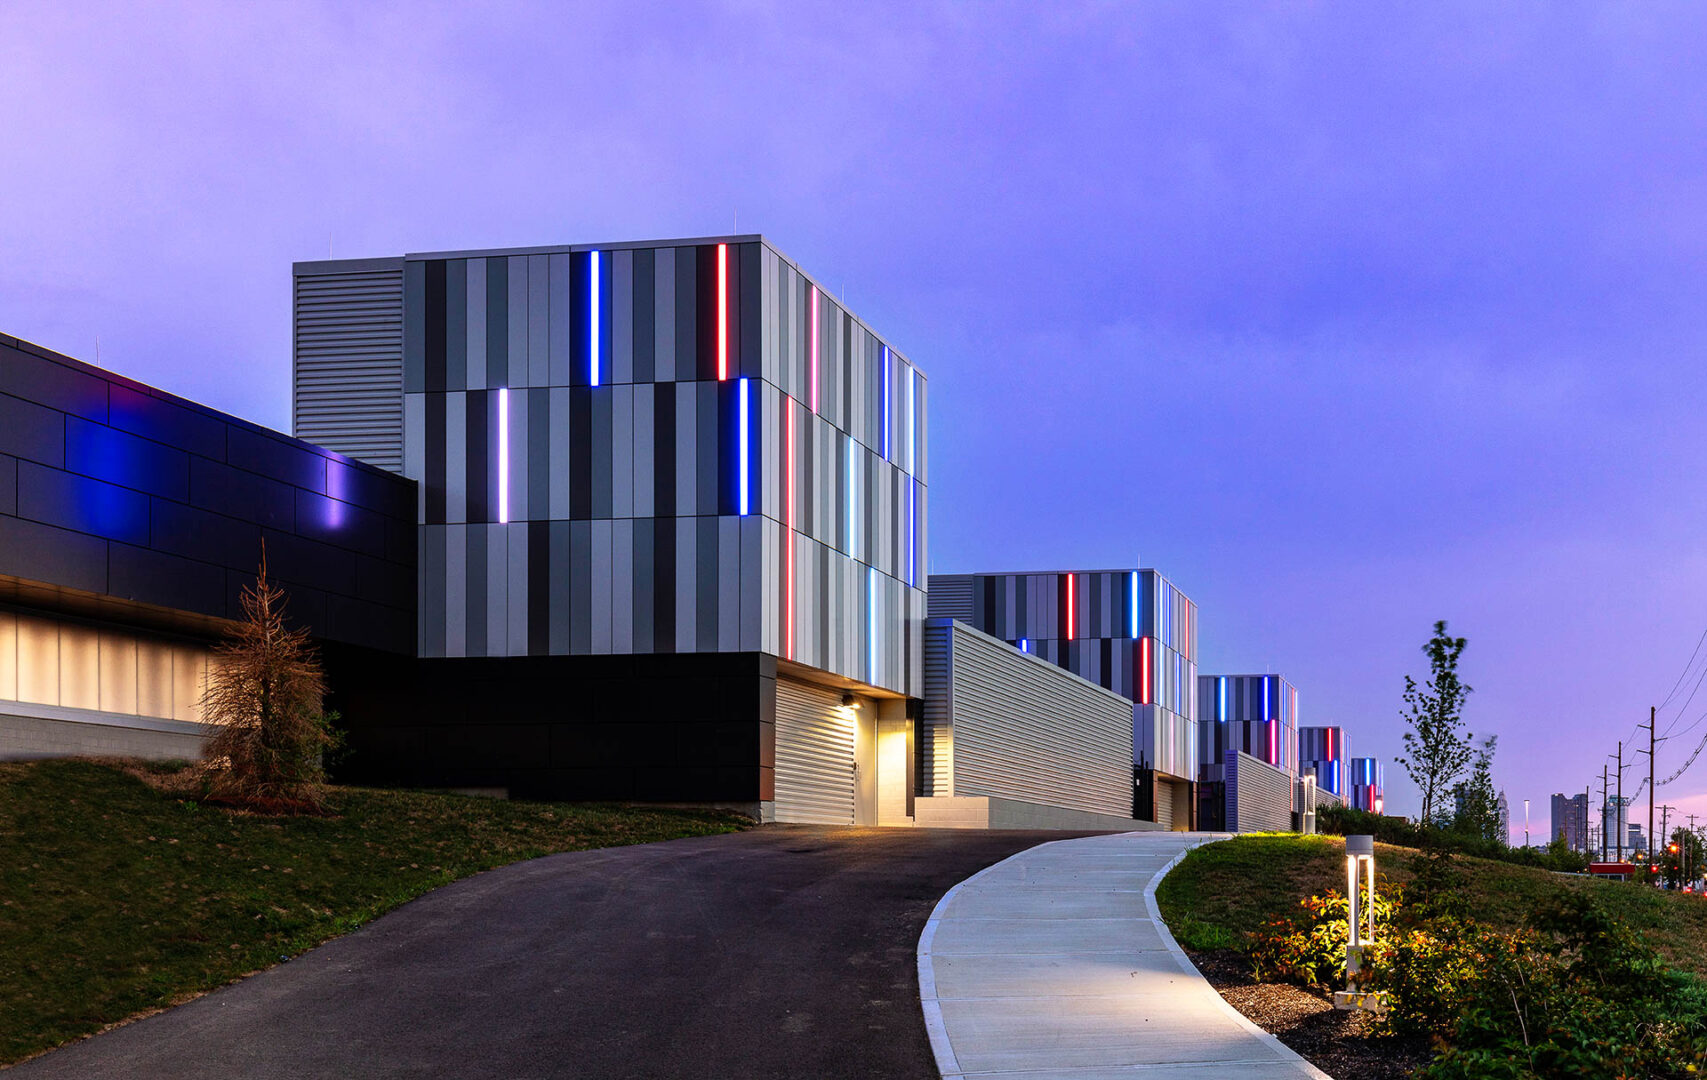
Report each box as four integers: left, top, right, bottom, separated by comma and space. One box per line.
774, 679, 855, 825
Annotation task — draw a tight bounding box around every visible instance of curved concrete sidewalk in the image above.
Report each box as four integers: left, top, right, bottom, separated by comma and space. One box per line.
918, 832, 1331, 1080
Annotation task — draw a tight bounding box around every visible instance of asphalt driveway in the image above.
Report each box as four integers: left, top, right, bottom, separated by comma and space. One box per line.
13, 826, 1076, 1079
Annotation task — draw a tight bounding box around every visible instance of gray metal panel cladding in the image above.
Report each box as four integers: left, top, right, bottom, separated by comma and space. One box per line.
924, 619, 1133, 819
292, 262, 406, 472
340, 236, 924, 695
926, 576, 974, 620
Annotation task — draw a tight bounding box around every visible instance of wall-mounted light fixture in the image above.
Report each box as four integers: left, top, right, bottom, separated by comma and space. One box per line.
840, 693, 862, 710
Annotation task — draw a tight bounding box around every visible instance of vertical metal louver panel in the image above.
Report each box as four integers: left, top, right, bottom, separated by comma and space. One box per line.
920, 619, 954, 795
773, 678, 855, 824
293, 263, 405, 472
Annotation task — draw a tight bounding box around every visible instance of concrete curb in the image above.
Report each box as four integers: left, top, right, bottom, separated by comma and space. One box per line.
1144, 836, 1336, 1080
916, 836, 1078, 1080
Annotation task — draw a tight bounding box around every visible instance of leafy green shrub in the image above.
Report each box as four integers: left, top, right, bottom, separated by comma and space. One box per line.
1249, 886, 1401, 989
1417, 892, 1707, 1078
1317, 805, 1590, 873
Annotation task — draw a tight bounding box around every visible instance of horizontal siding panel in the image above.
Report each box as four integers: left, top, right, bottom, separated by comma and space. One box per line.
293, 267, 405, 473
773, 677, 854, 824
924, 618, 1132, 819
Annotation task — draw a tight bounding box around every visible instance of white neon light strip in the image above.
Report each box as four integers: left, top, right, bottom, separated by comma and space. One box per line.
907, 479, 915, 586
846, 433, 857, 558
906, 366, 915, 472
881, 346, 891, 461
868, 567, 877, 684
1129, 570, 1139, 638
738, 378, 751, 516
589, 250, 601, 387
497, 387, 509, 524
809, 286, 819, 412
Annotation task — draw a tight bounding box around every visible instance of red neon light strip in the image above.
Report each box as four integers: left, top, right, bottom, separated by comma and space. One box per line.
1140, 636, 1151, 704
785, 402, 795, 660
1066, 574, 1076, 641
717, 244, 729, 381
809, 285, 819, 413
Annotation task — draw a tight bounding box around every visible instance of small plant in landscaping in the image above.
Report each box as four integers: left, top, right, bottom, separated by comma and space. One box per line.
1248, 885, 1401, 989
199, 552, 340, 812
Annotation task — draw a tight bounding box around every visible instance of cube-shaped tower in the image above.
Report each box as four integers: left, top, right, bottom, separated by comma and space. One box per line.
294, 236, 927, 820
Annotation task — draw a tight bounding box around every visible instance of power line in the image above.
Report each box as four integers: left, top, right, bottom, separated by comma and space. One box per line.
1658, 728, 1707, 787
1659, 624, 1707, 710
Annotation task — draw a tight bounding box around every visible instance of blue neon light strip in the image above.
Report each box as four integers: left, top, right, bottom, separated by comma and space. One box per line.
589, 250, 601, 387
1019, 638, 1029, 653
1219, 676, 1226, 721
738, 378, 751, 515
1129, 571, 1139, 638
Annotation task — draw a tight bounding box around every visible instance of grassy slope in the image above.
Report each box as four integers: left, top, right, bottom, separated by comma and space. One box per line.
0, 759, 749, 1065
1156, 833, 1707, 977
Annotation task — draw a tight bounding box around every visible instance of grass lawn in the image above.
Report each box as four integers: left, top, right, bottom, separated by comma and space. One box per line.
1157, 833, 1707, 978
0, 758, 750, 1066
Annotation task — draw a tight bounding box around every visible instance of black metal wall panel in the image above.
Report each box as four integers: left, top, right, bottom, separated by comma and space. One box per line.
0, 334, 417, 654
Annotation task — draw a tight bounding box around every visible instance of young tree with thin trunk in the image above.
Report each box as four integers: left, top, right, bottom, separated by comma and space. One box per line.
1396, 620, 1473, 828
200, 551, 335, 810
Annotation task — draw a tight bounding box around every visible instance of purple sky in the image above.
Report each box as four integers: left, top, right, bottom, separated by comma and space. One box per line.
6, 3, 1707, 839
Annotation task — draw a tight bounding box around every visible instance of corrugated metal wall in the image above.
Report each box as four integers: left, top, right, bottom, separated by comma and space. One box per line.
1226, 750, 1295, 832
293, 260, 406, 472
922, 619, 1132, 819
773, 677, 854, 824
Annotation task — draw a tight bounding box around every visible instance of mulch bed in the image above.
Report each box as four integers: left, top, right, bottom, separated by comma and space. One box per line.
1188, 950, 1432, 1080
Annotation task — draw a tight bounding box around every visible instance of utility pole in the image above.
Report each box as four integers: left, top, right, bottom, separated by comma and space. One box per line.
1590, 767, 1604, 859
1636, 706, 1656, 867
1616, 741, 1625, 863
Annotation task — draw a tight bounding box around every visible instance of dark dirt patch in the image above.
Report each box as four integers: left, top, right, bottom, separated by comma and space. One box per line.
1189, 950, 1432, 1080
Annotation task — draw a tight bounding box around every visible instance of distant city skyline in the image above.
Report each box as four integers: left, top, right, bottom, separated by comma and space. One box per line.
5, 2, 1707, 837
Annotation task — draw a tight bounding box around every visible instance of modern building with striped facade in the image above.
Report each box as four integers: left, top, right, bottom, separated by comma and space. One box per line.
1196, 672, 1300, 829
1348, 756, 1385, 813
294, 236, 926, 822
926, 568, 1198, 827
1298, 725, 1347, 798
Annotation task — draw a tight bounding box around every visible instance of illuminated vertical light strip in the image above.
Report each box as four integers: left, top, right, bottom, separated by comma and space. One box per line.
1019, 638, 1029, 654
1129, 571, 1139, 638
1140, 636, 1152, 704
906, 367, 916, 586
846, 433, 857, 558
784, 402, 794, 659
867, 567, 877, 685
1218, 675, 1227, 722
1263, 676, 1273, 765
717, 243, 729, 380
589, 249, 601, 386
881, 346, 891, 461
497, 387, 510, 524
738, 378, 751, 516
809, 286, 819, 413
1065, 574, 1076, 641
